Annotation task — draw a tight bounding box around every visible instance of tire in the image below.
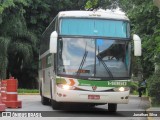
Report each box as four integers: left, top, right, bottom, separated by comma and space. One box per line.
51, 99, 62, 110
40, 87, 50, 105
108, 103, 117, 112
41, 95, 50, 105
87, 104, 96, 108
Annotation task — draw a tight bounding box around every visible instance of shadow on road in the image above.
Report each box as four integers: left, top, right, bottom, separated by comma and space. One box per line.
43, 104, 145, 117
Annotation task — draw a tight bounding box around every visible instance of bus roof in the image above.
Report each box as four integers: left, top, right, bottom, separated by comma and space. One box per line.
58, 11, 129, 21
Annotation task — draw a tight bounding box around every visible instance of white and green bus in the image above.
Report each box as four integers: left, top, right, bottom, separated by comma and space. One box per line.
39, 11, 141, 111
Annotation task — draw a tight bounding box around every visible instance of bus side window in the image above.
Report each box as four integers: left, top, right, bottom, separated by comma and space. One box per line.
40, 20, 56, 55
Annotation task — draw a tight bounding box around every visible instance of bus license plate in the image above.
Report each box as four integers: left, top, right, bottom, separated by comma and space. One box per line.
88, 95, 100, 100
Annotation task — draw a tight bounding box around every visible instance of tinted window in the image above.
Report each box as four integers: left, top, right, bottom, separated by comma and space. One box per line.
60, 18, 130, 38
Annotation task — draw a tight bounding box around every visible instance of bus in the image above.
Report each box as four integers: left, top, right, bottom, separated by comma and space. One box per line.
39, 11, 141, 112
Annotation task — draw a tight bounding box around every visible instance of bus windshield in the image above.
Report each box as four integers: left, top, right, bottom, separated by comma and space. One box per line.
58, 38, 131, 79
60, 18, 130, 38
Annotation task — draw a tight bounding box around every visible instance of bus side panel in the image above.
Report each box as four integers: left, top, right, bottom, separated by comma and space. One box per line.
39, 54, 54, 99
43, 67, 51, 98
49, 54, 56, 100
38, 69, 43, 94
39, 69, 49, 98
44, 54, 55, 99
50, 66, 56, 100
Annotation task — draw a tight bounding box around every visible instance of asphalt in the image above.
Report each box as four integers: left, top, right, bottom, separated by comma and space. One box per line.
134, 95, 160, 120
1, 94, 159, 120
127, 95, 160, 120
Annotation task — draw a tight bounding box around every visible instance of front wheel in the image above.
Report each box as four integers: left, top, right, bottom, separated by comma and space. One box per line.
108, 103, 117, 112
40, 87, 50, 105
41, 95, 50, 105
51, 99, 62, 110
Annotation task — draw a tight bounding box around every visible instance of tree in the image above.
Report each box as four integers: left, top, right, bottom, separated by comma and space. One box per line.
0, 37, 10, 79
0, 0, 38, 88
118, 0, 160, 77
118, 0, 160, 101
0, 0, 116, 88
0, 0, 15, 79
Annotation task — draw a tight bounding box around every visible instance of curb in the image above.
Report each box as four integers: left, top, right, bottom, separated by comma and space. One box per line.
146, 97, 154, 120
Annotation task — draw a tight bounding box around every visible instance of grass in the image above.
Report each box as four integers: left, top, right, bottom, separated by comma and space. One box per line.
18, 88, 39, 94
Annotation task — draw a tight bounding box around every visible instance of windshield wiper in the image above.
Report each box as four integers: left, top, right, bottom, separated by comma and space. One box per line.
76, 50, 88, 76
97, 54, 114, 79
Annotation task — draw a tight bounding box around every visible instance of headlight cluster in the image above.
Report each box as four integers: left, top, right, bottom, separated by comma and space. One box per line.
57, 84, 76, 90
113, 87, 130, 92
57, 84, 130, 92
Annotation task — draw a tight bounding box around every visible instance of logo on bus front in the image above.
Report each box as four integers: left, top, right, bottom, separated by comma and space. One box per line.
108, 81, 127, 86
92, 86, 97, 91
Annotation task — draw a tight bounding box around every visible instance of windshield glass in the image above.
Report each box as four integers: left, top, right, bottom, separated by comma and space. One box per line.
58, 38, 131, 79
60, 18, 130, 38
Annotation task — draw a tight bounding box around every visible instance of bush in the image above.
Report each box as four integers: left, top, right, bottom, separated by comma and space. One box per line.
18, 89, 39, 94
147, 73, 160, 104
129, 81, 139, 94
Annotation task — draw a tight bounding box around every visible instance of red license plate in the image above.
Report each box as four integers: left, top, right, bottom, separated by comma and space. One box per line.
88, 95, 100, 100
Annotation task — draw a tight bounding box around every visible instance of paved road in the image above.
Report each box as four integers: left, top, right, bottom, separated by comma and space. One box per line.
0, 95, 150, 120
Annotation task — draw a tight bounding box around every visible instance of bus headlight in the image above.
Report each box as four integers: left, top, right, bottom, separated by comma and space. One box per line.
57, 84, 75, 90
113, 87, 130, 92
119, 87, 125, 92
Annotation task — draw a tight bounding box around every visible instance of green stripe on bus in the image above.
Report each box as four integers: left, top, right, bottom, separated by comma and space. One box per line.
78, 79, 129, 87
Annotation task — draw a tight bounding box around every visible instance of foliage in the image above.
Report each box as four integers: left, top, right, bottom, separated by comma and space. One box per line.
117, 0, 160, 101
0, 0, 38, 87
85, 0, 118, 10
0, 37, 10, 79
0, 0, 159, 91
147, 72, 160, 104
118, 0, 160, 78
0, 0, 116, 88
129, 81, 138, 94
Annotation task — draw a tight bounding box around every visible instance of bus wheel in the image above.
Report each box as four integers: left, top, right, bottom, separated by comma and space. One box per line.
108, 103, 117, 112
51, 100, 61, 110
40, 88, 50, 105
41, 95, 50, 105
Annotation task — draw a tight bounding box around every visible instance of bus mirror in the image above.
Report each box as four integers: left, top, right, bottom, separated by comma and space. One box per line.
50, 31, 58, 53
133, 34, 142, 56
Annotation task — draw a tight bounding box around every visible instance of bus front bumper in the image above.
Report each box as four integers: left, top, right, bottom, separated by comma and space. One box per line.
55, 86, 130, 104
